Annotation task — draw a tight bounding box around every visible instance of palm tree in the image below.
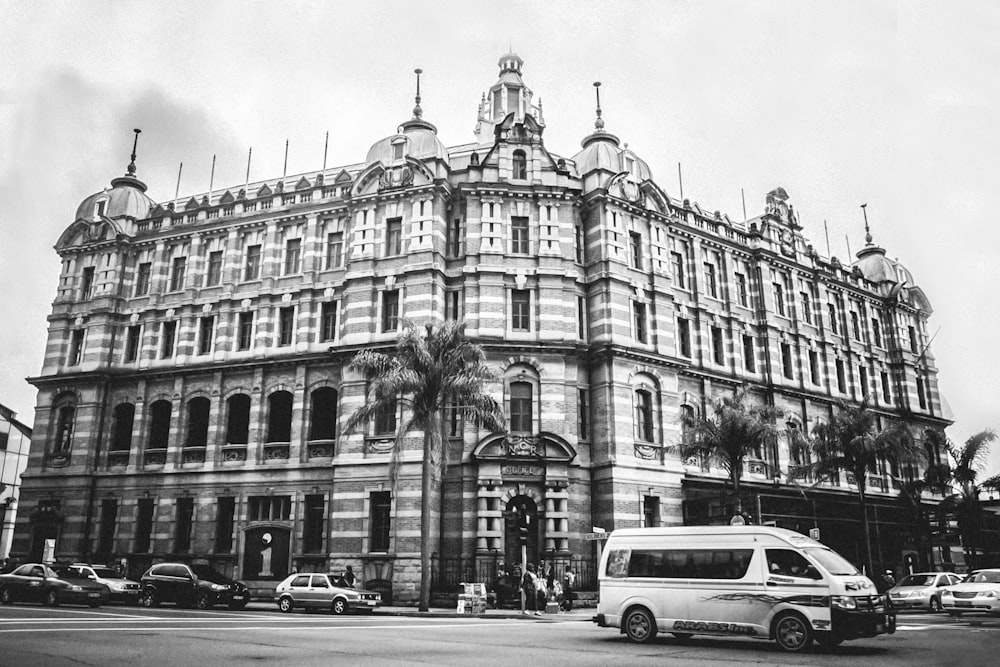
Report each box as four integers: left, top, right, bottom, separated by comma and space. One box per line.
343, 322, 506, 611
809, 401, 921, 579
934, 429, 998, 571
675, 388, 782, 519
897, 461, 951, 572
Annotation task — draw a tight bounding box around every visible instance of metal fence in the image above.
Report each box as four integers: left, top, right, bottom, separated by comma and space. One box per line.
432, 553, 597, 591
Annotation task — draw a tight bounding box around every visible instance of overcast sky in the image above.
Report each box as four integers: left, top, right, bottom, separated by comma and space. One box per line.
1, 0, 998, 472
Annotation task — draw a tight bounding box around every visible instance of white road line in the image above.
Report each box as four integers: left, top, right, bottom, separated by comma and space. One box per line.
0, 621, 528, 634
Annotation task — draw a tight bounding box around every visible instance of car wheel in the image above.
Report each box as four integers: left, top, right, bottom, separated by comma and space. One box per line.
623, 606, 656, 644
773, 612, 812, 653
929, 598, 941, 613
0, 588, 12, 605
195, 593, 211, 610
45, 590, 59, 607
331, 598, 347, 615
279, 596, 294, 613
140, 590, 159, 608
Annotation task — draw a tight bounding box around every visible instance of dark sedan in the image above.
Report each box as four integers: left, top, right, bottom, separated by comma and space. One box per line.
0, 563, 109, 607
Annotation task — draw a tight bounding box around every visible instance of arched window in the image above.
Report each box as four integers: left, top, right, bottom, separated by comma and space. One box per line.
148, 400, 172, 450
510, 382, 532, 434
634, 390, 654, 442
53, 402, 77, 454
680, 405, 695, 444
226, 394, 251, 445
185, 397, 211, 447
266, 391, 293, 443
375, 398, 397, 435
787, 420, 809, 467
109, 403, 135, 452
512, 150, 527, 180
309, 387, 339, 441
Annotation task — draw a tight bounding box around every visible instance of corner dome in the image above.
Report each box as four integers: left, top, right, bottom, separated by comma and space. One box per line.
854, 245, 912, 285
365, 124, 449, 167
573, 138, 653, 182
74, 175, 156, 222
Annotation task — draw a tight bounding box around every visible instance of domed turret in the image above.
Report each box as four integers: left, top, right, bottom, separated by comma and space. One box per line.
365, 69, 449, 167
573, 83, 653, 182
853, 207, 915, 285
74, 129, 156, 222
474, 53, 545, 143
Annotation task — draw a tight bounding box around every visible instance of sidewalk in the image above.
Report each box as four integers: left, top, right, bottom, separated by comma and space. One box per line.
371, 605, 595, 620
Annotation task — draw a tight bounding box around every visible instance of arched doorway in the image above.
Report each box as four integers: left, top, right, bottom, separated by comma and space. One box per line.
505, 495, 539, 570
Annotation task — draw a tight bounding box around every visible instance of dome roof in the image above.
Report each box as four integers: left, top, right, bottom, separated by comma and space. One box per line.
854, 245, 913, 285
74, 174, 156, 222
573, 135, 653, 181
365, 121, 449, 167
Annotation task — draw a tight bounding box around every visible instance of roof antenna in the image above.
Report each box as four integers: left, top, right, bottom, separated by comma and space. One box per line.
593, 81, 605, 131
127, 128, 142, 176
413, 68, 423, 119
861, 202, 872, 245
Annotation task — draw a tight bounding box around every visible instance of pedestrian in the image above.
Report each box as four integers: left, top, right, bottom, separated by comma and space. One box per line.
560, 567, 576, 612
882, 569, 896, 592
521, 563, 542, 616
343, 564, 357, 587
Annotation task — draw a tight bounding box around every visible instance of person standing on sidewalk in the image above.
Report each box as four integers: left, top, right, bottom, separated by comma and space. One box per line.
521, 563, 542, 616
560, 567, 576, 612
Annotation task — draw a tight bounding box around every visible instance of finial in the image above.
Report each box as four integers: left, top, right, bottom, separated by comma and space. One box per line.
593, 81, 604, 131
861, 203, 872, 245
127, 128, 142, 176
413, 68, 423, 119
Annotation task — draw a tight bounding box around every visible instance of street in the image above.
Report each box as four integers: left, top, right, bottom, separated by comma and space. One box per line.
1, 603, 999, 666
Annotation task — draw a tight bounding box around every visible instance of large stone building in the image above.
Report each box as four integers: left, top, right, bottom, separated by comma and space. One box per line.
1, 402, 32, 559
13, 54, 952, 601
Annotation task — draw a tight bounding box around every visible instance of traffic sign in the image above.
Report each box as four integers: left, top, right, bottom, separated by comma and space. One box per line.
584, 532, 610, 541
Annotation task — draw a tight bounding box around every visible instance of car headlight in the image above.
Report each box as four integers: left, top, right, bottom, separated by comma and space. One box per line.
831, 596, 857, 610
979, 591, 997, 598
69, 585, 83, 592
211, 584, 227, 591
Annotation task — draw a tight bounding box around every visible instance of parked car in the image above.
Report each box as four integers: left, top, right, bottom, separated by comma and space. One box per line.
65, 564, 142, 605
274, 572, 381, 614
941, 569, 1000, 616
139, 563, 249, 610
0, 562, 109, 607
888, 572, 963, 612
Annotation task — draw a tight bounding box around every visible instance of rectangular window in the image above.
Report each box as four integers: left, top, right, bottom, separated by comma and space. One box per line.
237, 312, 254, 351
447, 219, 463, 257
382, 290, 400, 332
671, 252, 686, 288
677, 317, 691, 357
916, 376, 927, 409
615, 548, 754, 580
69, 329, 85, 365
375, 399, 397, 435
809, 350, 820, 385
772, 283, 785, 316
284, 238, 302, 275
828, 303, 838, 334
735, 273, 748, 307
175, 497, 194, 553
742, 334, 755, 372
134, 498, 154, 553
302, 494, 326, 554
446, 402, 462, 438
198, 316, 214, 355
81, 266, 95, 300
703, 262, 717, 298
871, 318, 882, 347
445, 289, 463, 321
170, 256, 187, 291
577, 295, 587, 339
881, 371, 891, 403
244, 244, 261, 280
160, 321, 176, 359
278, 306, 295, 346
575, 224, 585, 263
385, 218, 402, 256
711, 326, 724, 365
859, 365, 869, 398
851, 311, 861, 341
836, 358, 846, 393
510, 383, 532, 434
248, 496, 291, 521
578, 389, 590, 440
135, 262, 151, 296
320, 302, 338, 342
633, 302, 648, 343
629, 232, 643, 269
800, 292, 812, 324
781, 342, 793, 379
511, 216, 529, 254
326, 232, 343, 269
215, 496, 235, 553
369, 491, 391, 552
634, 390, 654, 442
511, 289, 531, 331
643, 496, 661, 528
125, 325, 141, 362
206, 250, 223, 286
97, 498, 118, 554
909, 326, 919, 354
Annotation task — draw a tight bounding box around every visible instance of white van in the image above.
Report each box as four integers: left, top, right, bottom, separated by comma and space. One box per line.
594, 526, 895, 652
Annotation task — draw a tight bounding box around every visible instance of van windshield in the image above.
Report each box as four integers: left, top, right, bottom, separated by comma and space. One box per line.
803, 547, 859, 576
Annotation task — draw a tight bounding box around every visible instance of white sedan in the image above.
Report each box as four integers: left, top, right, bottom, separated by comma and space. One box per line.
941, 569, 1000, 615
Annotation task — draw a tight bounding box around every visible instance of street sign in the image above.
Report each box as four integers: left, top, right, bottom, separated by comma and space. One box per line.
584, 532, 610, 541
809, 527, 820, 540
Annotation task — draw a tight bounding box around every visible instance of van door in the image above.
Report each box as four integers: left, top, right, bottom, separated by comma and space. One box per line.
763, 548, 830, 632
683, 548, 765, 638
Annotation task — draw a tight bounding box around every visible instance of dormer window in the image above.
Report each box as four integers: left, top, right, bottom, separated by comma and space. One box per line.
392, 139, 406, 161
512, 150, 527, 180
625, 156, 635, 174
94, 199, 108, 218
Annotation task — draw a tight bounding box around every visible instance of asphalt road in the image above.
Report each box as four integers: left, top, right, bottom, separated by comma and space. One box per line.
0, 604, 998, 666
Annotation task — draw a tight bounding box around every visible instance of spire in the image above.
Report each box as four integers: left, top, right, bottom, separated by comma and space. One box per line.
855, 202, 885, 260
593, 81, 605, 132
126, 128, 141, 177
110, 127, 148, 192
412, 68, 423, 119
861, 203, 873, 245
399, 67, 437, 133
579, 81, 620, 149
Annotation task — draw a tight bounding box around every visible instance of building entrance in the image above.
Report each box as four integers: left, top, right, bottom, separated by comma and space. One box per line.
504, 495, 538, 570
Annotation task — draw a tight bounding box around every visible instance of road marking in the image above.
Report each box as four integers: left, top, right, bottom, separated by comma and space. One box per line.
0, 621, 529, 634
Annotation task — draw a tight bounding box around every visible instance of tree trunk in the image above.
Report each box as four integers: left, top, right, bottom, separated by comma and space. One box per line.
732, 470, 743, 517
418, 411, 443, 612
858, 481, 875, 579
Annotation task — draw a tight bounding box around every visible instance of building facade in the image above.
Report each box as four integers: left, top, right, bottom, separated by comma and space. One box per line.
1, 402, 32, 559
13, 54, 952, 601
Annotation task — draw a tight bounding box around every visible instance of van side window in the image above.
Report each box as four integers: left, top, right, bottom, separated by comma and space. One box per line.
625, 549, 754, 580
766, 549, 821, 579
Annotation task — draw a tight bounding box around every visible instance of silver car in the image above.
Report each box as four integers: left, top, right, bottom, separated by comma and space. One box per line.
274, 573, 381, 615
941, 569, 1000, 616
888, 572, 961, 612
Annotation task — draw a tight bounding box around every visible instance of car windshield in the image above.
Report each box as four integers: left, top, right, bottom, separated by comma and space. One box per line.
49, 566, 79, 579
898, 574, 936, 587
190, 565, 231, 584
803, 547, 859, 576
967, 571, 1000, 584
90, 567, 120, 578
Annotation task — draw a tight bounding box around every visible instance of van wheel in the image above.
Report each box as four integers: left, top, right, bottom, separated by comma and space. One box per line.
774, 612, 812, 653
671, 632, 693, 641
623, 607, 656, 644
279, 596, 294, 613
929, 598, 941, 613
